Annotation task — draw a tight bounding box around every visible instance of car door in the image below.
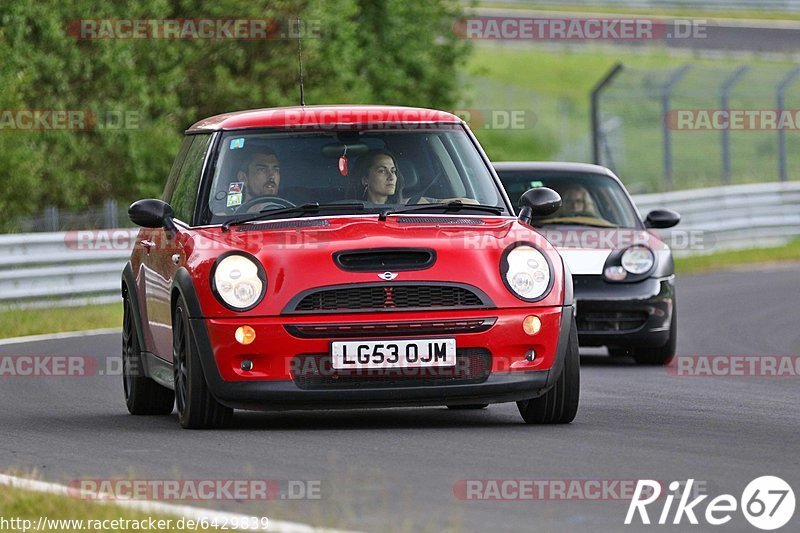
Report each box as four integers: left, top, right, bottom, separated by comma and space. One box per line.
134, 137, 190, 356
143, 133, 212, 361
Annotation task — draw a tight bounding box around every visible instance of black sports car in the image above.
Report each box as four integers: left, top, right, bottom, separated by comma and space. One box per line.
495, 162, 680, 365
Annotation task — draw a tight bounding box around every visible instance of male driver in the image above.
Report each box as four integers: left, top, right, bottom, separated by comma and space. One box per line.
213, 145, 282, 216
239, 146, 281, 198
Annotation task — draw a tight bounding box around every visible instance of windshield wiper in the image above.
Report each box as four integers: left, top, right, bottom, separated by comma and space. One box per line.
221, 202, 365, 231
378, 201, 505, 221
536, 221, 619, 228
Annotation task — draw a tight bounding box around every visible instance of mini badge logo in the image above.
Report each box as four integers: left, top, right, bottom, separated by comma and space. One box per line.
378, 272, 398, 281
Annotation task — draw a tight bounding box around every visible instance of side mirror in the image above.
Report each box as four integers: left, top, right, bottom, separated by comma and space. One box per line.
518, 187, 562, 225
129, 199, 177, 232
645, 208, 680, 229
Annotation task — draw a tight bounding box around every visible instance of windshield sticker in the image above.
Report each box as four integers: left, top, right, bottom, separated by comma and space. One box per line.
226, 192, 243, 207
228, 181, 244, 194
229, 138, 245, 150
529, 180, 544, 188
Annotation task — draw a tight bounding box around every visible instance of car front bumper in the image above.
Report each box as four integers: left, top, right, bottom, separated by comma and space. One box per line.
573, 275, 674, 348
186, 306, 574, 411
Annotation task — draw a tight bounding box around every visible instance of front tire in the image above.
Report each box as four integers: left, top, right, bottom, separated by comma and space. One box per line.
517, 316, 580, 424
122, 293, 174, 415
173, 299, 233, 429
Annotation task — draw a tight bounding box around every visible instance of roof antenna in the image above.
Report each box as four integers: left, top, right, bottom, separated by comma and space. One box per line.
296, 17, 305, 106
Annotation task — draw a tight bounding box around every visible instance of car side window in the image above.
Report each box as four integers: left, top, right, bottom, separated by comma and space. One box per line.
168, 134, 212, 224
161, 137, 193, 203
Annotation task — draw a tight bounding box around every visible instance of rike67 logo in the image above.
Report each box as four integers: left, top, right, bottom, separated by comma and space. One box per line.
626, 477, 795, 530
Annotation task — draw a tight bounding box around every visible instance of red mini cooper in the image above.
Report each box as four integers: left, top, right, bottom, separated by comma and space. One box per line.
122, 105, 579, 429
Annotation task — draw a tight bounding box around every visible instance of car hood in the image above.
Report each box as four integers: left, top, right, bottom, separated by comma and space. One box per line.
184, 215, 567, 317
536, 227, 670, 276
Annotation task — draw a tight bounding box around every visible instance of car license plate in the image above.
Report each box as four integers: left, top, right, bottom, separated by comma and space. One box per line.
331, 338, 456, 370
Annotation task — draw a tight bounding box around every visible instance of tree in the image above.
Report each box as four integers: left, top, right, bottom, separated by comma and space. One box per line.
0, 0, 470, 229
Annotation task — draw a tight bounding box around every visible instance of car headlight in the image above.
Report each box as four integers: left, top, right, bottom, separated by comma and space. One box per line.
211, 253, 266, 310
502, 244, 553, 301
621, 246, 655, 275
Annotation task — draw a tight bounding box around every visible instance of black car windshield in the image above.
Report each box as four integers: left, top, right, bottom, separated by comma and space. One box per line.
498, 171, 642, 229
200, 128, 506, 225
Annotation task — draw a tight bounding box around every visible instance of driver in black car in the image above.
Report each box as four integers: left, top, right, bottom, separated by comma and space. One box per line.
560, 184, 597, 216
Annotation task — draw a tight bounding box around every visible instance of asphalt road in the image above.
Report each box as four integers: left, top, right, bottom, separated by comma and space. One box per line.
475, 7, 800, 53
1, 265, 799, 532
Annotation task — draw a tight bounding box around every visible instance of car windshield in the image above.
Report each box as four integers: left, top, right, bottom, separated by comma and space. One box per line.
498, 171, 642, 228
200, 128, 507, 225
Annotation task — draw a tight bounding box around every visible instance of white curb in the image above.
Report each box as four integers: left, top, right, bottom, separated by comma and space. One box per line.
0, 474, 361, 533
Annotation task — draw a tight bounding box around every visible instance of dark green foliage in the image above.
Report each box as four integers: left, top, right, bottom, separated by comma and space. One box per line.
0, 0, 470, 228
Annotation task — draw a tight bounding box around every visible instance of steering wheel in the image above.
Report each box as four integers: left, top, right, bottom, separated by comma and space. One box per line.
405, 171, 445, 205
235, 196, 296, 214
562, 210, 594, 218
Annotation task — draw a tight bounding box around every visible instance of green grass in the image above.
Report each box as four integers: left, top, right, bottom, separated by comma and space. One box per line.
0, 485, 195, 533
0, 470, 461, 533
468, 45, 699, 101
463, 44, 800, 193
0, 303, 122, 339
675, 239, 800, 274
480, 2, 800, 21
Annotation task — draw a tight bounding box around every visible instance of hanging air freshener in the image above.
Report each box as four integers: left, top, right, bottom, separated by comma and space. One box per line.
338, 145, 348, 176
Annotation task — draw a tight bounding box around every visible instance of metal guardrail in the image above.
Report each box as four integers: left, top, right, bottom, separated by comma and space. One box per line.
633, 181, 800, 255
0, 182, 798, 307
7, 199, 130, 233
0, 231, 131, 308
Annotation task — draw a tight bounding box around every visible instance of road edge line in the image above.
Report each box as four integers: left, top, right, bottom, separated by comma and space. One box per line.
0, 328, 121, 346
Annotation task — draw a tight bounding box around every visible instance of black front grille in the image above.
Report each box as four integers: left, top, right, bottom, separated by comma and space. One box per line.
285, 318, 496, 338
291, 348, 491, 389
288, 283, 488, 313
577, 311, 649, 333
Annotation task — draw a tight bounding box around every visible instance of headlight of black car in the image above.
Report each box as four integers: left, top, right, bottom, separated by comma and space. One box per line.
603, 246, 655, 282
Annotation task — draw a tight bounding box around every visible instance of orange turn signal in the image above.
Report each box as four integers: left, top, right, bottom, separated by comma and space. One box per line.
235, 325, 256, 345
522, 315, 542, 336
